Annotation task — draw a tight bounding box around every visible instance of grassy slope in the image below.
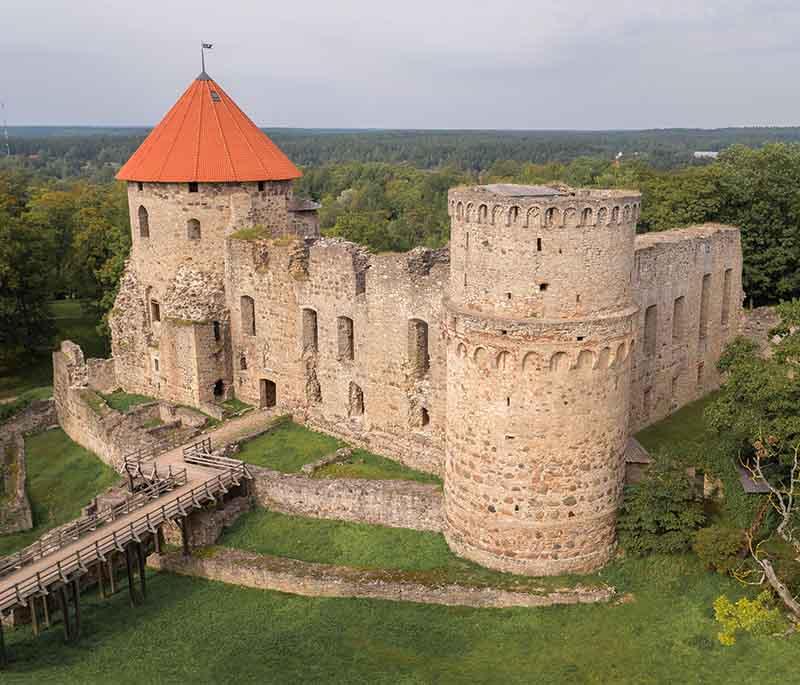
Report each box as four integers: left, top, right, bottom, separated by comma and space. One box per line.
0, 429, 119, 556
635, 393, 718, 457
218, 509, 594, 591
313, 449, 441, 485
0, 300, 106, 400
2, 556, 796, 684
237, 421, 343, 472
237, 422, 438, 483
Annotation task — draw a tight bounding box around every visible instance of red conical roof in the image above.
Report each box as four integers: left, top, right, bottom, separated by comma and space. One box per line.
117, 73, 301, 183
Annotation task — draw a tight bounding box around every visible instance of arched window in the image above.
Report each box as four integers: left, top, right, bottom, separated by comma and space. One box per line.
581, 208, 593, 226
611, 206, 620, 223
544, 207, 560, 227
187, 218, 201, 240
408, 319, 430, 378
138, 206, 149, 238
241, 296, 256, 336
507, 206, 520, 226
478, 205, 488, 224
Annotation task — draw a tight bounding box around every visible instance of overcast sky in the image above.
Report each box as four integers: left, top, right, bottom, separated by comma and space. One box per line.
4, 0, 800, 129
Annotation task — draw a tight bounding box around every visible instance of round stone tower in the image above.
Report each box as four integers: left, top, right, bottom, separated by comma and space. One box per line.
443, 184, 641, 575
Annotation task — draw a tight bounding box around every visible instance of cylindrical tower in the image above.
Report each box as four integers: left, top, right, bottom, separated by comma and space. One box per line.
443, 184, 641, 575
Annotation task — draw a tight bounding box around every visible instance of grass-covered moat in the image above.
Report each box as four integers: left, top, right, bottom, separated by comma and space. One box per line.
0, 429, 119, 556
216, 509, 596, 592
2, 554, 796, 684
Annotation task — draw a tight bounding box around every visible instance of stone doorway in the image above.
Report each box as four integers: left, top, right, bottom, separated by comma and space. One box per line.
260, 379, 276, 408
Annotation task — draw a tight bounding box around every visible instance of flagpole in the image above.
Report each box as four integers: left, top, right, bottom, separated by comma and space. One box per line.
201, 42, 205, 74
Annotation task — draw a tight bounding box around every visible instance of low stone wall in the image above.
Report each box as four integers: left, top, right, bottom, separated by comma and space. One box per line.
0, 398, 57, 437
0, 432, 33, 534
149, 548, 615, 609
250, 466, 444, 532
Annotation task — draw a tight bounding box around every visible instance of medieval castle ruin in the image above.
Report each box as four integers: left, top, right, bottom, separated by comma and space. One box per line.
75, 72, 742, 576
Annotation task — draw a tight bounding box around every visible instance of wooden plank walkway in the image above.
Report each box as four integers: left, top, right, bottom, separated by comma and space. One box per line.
0, 409, 277, 616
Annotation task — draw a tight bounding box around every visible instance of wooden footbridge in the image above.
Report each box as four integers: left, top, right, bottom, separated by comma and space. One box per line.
0, 413, 267, 668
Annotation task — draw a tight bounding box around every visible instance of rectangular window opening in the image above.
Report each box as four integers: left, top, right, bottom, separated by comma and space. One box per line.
699, 274, 711, 341
721, 269, 732, 326
644, 304, 657, 357
408, 319, 430, 378
188, 182, 199, 193
337, 316, 355, 361
150, 301, 161, 323
672, 296, 686, 343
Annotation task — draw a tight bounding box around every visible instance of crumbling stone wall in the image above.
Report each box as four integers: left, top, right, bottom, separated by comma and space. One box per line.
227, 237, 449, 474
630, 225, 743, 430
53, 341, 162, 471
249, 466, 444, 532
0, 433, 33, 534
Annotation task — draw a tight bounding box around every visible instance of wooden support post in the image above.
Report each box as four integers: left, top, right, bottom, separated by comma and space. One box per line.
108, 554, 116, 595
0, 616, 6, 669
136, 541, 147, 600
71, 580, 81, 642
31, 595, 40, 637
98, 561, 105, 599
58, 586, 71, 643
154, 525, 163, 555
43, 595, 50, 628
124, 544, 136, 607
180, 516, 191, 557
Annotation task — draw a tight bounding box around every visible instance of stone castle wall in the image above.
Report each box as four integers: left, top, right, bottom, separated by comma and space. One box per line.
630, 224, 743, 431
249, 466, 444, 532
226, 237, 449, 474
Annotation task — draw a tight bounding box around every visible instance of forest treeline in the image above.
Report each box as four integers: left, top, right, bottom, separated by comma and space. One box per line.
3, 140, 800, 369
9, 125, 800, 179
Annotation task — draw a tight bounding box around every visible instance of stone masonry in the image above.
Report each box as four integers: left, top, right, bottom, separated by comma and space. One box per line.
100, 83, 744, 576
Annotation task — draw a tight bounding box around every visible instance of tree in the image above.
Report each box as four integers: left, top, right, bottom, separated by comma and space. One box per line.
0, 209, 55, 365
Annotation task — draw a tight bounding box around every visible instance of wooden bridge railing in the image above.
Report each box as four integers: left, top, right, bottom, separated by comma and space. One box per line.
183, 438, 253, 479
0, 469, 188, 580
0, 464, 248, 613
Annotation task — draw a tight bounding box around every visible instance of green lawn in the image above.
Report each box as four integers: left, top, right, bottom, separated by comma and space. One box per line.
236, 421, 344, 472
635, 393, 719, 457
100, 390, 155, 413
237, 421, 440, 484
0, 300, 106, 401
218, 509, 593, 592
1, 554, 796, 683
313, 449, 441, 485
0, 429, 119, 556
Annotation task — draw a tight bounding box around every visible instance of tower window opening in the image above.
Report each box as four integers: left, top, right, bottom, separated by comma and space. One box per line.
506, 292, 512, 300
138, 205, 149, 238
240, 355, 248, 370
644, 304, 658, 357
137, 182, 143, 192
210, 91, 221, 103
153, 358, 159, 372
699, 274, 711, 341
258, 181, 265, 192
302, 308, 318, 353
506, 397, 511, 407
337, 316, 355, 361
672, 296, 686, 342
348, 382, 364, 417
150, 300, 161, 323
421, 407, 430, 427
213, 379, 225, 399
213, 320, 221, 342
241, 295, 256, 336
188, 182, 199, 193
536, 238, 542, 252
539, 283, 549, 292
187, 218, 201, 240
408, 319, 430, 377
721, 268, 732, 325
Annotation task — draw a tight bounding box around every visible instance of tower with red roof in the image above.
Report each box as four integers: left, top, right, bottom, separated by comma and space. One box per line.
110, 71, 319, 410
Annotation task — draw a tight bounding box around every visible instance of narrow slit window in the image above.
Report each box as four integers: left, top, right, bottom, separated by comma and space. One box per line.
721, 269, 732, 325
241, 296, 256, 336
408, 319, 430, 377
699, 274, 711, 341
138, 206, 149, 238
644, 304, 657, 357
302, 308, 318, 353
188, 182, 199, 193
337, 316, 354, 361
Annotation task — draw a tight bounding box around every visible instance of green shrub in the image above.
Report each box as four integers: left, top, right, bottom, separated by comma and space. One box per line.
617, 459, 706, 556
692, 525, 745, 574
713, 591, 784, 646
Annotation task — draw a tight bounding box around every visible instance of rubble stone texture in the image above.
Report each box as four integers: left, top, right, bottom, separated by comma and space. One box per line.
108, 177, 742, 575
